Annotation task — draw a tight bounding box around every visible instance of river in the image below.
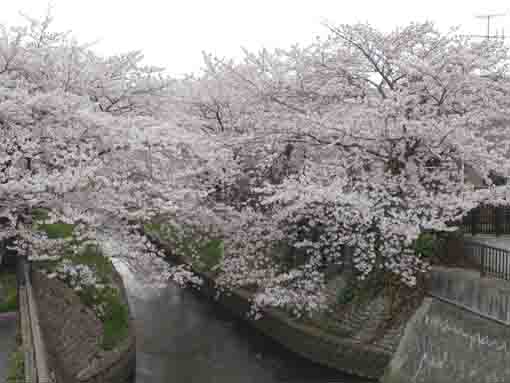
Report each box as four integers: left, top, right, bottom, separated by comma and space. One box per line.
112, 258, 375, 383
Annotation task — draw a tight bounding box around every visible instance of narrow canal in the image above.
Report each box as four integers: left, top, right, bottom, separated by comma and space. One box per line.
104, 234, 375, 383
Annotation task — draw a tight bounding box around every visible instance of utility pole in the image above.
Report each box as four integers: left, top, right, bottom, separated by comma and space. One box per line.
475, 13, 506, 39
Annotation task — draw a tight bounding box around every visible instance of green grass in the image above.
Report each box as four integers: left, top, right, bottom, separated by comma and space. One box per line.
144, 221, 223, 272
0, 273, 17, 313
31, 207, 50, 221
31, 207, 75, 239
195, 238, 223, 271
73, 244, 116, 282
72, 276, 130, 351
30, 209, 130, 350
71, 252, 129, 350
144, 222, 180, 244
144, 222, 163, 235
37, 222, 75, 239
32, 232, 129, 350
100, 291, 130, 350
48, 250, 129, 351
6, 348, 24, 383
59, 247, 128, 350
32, 219, 113, 280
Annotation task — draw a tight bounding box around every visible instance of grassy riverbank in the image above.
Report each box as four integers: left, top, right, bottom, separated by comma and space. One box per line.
32, 211, 130, 350
0, 273, 17, 313
5, 346, 24, 383
143, 221, 223, 272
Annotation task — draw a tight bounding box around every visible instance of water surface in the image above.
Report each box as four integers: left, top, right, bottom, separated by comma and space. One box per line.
115, 261, 375, 383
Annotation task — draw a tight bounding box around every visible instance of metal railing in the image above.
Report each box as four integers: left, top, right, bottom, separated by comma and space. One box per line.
461, 206, 510, 236
464, 239, 510, 280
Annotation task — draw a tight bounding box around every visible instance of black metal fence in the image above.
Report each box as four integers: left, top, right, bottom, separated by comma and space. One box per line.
461, 206, 510, 236
464, 239, 510, 280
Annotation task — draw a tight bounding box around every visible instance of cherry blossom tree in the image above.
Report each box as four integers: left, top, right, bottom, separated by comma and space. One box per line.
6, 10, 510, 317
167, 21, 510, 315
0, 11, 206, 282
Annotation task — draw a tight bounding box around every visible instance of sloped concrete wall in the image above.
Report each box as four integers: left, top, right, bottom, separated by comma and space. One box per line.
428, 266, 510, 324
382, 297, 510, 383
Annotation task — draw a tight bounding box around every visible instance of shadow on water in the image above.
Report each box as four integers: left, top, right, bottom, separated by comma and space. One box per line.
116, 263, 375, 383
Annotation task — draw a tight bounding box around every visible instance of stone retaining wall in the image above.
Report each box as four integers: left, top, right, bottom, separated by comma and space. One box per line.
147, 231, 393, 380
32, 269, 136, 383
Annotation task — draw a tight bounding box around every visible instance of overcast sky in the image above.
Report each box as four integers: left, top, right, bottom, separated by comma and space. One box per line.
3, 1, 510, 77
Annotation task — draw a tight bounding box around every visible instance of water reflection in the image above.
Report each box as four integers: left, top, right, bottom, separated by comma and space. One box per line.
116, 263, 374, 383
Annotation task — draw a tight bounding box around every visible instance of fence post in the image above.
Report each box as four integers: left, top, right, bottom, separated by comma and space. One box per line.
481, 245, 487, 277
495, 207, 503, 236
471, 208, 480, 236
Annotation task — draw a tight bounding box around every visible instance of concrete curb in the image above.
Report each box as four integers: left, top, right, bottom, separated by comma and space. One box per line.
19, 285, 35, 383
25, 266, 51, 383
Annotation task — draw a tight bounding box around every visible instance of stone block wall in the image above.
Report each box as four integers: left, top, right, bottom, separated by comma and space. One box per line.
32, 269, 136, 383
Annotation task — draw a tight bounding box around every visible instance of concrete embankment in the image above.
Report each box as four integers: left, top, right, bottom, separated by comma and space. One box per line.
382, 297, 510, 383
383, 267, 510, 383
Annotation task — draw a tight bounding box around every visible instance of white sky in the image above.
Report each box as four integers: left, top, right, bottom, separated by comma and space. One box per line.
3, 1, 510, 77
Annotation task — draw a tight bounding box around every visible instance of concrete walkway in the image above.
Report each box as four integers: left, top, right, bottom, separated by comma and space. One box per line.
0, 313, 17, 382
